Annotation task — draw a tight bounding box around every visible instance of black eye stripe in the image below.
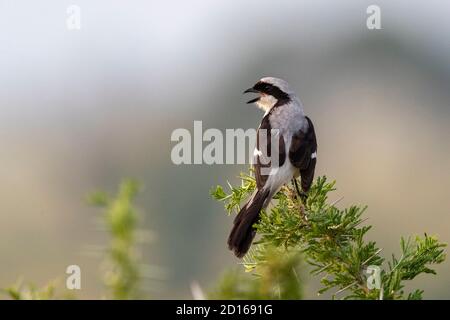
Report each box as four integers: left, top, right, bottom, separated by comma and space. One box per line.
253, 81, 290, 104
253, 82, 270, 93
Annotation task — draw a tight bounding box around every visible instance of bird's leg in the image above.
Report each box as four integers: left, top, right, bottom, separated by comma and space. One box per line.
292, 178, 307, 199
292, 178, 308, 222
292, 178, 300, 196
293, 178, 308, 203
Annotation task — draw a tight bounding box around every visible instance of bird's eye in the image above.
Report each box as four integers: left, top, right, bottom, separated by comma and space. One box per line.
255, 82, 269, 93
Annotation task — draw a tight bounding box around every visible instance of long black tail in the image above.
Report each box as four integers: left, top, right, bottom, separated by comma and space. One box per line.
227, 189, 270, 258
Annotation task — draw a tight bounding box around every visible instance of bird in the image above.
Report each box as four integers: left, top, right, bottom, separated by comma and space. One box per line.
228, 77, 317, 258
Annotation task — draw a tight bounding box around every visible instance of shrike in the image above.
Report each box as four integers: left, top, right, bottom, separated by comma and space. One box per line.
228, 77, 317, 258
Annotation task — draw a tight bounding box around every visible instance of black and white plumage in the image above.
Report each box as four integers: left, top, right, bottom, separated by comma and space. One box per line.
228, 77, 317, 258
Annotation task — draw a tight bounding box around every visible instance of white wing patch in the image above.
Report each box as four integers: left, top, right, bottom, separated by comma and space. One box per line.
311, 151, 317, 159
254, 148, 263, 157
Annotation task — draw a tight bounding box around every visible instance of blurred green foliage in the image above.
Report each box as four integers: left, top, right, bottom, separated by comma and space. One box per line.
212, 171, 446, 300
2, 179, 145, 300
210, 246, 303, 300
88, 179, 143, 300
2, 278, 59, 300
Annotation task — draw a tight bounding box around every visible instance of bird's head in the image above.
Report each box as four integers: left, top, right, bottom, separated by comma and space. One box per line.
244, 77, 293, 112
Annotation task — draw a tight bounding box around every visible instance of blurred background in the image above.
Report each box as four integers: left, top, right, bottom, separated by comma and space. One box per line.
0, 0, 449, 299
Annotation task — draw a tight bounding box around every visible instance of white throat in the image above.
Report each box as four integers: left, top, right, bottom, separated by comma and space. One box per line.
256, 95, 278, 113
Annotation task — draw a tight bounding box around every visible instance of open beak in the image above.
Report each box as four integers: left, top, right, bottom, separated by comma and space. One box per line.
243, 88, 260, 104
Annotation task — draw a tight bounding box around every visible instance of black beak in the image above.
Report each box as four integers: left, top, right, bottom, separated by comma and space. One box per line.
243, 88, 259, 94
243, 87, 260, 104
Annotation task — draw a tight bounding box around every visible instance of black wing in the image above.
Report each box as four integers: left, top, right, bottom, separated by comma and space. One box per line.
288, 116, 317, 192
253, 115, 286, 190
